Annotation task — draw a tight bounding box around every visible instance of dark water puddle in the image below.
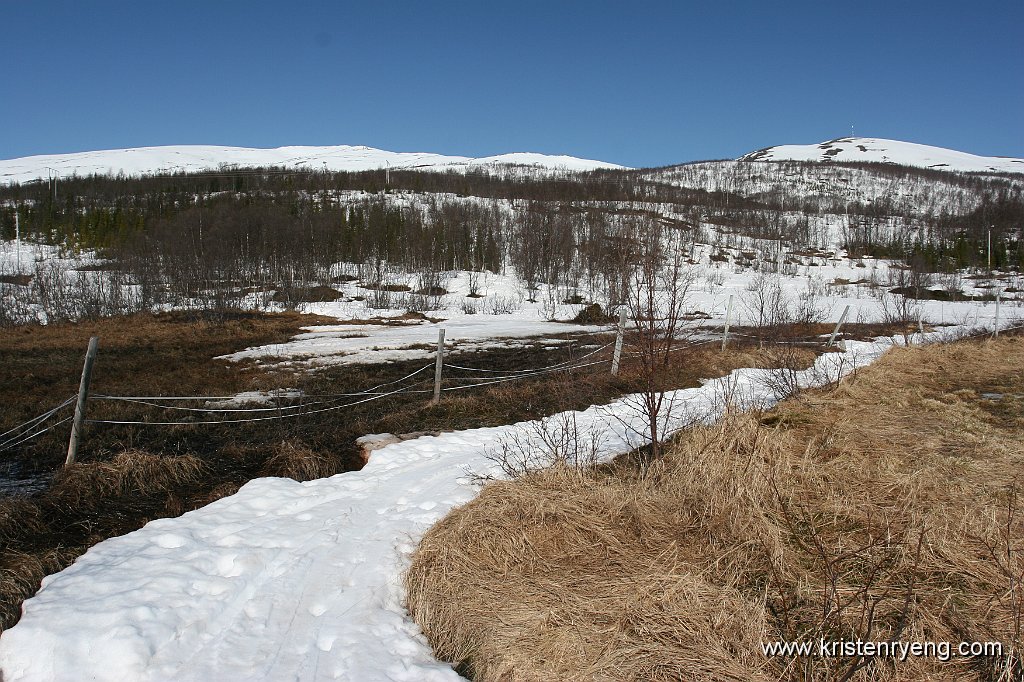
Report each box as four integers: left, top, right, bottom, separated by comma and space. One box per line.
0, 460, 52, 496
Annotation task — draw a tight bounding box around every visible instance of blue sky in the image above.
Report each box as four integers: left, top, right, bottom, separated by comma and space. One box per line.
2, 0, 1021, 167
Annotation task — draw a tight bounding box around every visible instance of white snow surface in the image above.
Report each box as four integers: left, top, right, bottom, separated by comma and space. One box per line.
0, 145, 625, 185
739, 137, 1024, 174
220, 317, 604, 368
0, 334, 914, 682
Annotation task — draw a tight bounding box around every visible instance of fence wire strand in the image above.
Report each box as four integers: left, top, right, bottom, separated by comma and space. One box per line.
88, 363, 436, 413
0, 417, 73, 453
446, 342, 613, 375
86, 382, 419, 427
441, 357, 612, 392
0, 396, 76, 451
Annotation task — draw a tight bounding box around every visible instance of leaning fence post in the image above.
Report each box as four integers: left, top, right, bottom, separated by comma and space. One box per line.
431, 328, 446, 405
611, 307, 626, 375
66, 336, 99, 466
993, 292, 1000, 338
721, 295, 734, 351
828, 305, 850, 347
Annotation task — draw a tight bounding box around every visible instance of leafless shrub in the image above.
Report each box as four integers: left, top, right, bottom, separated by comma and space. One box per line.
703, 265, 726, 292
624, 217, 699, 458
485, 411, 604, 479
938, 271, 964, 297
0, 267, 36, 326
400, 292, 433, 313
756, 346, 813, 403
795, 275, 834, 324
485, 294, 522, 315
742, 272, 792, 328
875, 290, 920, 344
467, 270, 484, 298
365, 286, 395, 310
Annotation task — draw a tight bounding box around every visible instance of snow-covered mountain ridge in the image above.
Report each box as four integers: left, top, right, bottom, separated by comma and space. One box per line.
4, 137, 1021, 185
0, 144, 626, 185
739, 137, 1024, 175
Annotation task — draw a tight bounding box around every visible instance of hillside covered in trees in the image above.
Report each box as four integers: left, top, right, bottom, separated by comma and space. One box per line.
0, 153, 1021, 325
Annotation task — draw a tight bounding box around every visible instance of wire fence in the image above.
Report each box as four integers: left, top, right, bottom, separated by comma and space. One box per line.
2, 320, 1021, 455
0, 335, 618, 452
0, 397, 76, 453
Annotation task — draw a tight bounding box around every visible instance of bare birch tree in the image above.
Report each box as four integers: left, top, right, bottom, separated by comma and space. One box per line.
624, 217, 699, 458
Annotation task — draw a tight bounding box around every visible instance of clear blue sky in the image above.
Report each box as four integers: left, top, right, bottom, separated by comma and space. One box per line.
2, 0, 1021, 168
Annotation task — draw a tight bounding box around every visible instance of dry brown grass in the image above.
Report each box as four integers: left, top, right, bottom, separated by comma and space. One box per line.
49, 450, 207, 508
0, 547, 86, 630
407, 336, 1024, 681
259, 442, 342, 482
0, 498, 46, 546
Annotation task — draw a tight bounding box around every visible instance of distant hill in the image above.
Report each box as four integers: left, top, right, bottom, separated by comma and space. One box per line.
0, 144, 627, 185
738, 137, 1024, 175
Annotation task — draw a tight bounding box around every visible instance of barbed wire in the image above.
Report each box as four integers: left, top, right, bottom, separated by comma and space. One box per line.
445, 342, 613, 377
85, 382, 420, 427
0, 396, 76, 452
443, 357, 610, 386
88, 363, 437, 413
441, 358, 612, 392
0, 396, 75, 441
78, 342, 618, 426
0, 417, 73, 453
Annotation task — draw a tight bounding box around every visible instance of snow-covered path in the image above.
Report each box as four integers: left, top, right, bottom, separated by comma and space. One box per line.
0, 338, 900, 681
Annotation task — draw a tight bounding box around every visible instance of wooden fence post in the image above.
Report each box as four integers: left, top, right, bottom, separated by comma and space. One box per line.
828, 305, 850, 348
918, 307, 924, 335
611, 307, 626, 375
994, 292, 1000, 338
431, 328, 446, 405
66, 336, 99, 466
721, 295, 734, 351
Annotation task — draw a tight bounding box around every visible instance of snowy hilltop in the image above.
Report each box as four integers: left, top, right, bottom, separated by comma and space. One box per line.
0, 144, 627, 185
738, 137, 1024, 174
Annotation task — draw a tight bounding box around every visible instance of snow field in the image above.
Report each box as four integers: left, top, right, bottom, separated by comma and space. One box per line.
738, 137, 1024, 174
3, 237, 1019, 367
222, 260, 1020, 369
0, 145, 625, 186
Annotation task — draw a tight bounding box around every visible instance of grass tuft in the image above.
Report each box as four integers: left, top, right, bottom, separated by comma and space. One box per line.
259, 442, 341, 482
49, 451, 207, 508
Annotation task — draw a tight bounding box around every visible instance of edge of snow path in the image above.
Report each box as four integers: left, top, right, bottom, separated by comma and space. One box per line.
0, 331, 965, 681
